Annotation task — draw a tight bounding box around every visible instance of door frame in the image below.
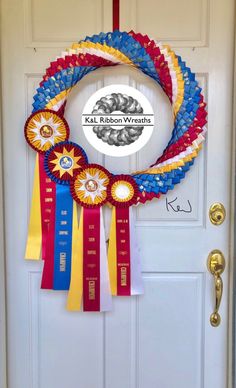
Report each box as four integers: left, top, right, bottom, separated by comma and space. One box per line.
0, 115, 7, 388
231, 11, 236, 387
0, 8, 7, 384
0, 5, 235, 388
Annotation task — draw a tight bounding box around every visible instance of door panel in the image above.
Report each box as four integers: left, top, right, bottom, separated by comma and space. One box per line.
120, 0, 208, 47
1, 0, 234, 388
138, 274, 204, 388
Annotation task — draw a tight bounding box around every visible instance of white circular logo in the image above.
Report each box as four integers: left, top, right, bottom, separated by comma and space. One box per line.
82, 85, 154, 157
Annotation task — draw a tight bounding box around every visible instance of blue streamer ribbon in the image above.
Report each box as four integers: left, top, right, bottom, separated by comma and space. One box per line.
53, 184, 73, 290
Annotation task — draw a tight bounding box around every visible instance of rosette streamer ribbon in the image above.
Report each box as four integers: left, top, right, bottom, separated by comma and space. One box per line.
68, 165, 112, 311
24, 110, 70, 261
108, 175, 143, 296
41, 141, 88, 290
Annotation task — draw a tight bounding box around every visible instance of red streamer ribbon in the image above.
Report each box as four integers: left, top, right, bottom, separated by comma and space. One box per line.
40, 178, 56, 290
116, 207, 131, 295
38, 153, 56, 260
83, 207, 101, 311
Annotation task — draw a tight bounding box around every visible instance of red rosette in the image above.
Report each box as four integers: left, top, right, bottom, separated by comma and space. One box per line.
24, 109, 70, 153
70, 164, 111, 208
107, 175, 138, 208
44, 141, 88, 185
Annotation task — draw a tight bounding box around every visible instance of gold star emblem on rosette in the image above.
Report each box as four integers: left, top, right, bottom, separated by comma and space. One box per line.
107, 175, 138, 207
24, 109, 69, 153
44, 141, 88, 184
71, 164, 110, 207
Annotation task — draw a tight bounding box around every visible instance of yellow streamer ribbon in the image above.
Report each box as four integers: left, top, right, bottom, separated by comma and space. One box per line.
25, 154, 42, 260
108, 207, 117, 295
67, 204, 83, 311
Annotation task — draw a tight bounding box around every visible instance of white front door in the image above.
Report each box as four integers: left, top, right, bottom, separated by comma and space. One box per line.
1, 0, 234, 387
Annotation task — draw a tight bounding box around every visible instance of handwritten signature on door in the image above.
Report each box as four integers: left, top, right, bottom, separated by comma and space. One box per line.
165, 197, 192, 213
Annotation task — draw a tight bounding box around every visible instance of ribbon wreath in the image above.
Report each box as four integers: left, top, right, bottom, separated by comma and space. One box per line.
24, 30, 207, 312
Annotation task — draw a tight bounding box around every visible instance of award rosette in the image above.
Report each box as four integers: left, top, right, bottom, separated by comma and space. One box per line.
107, 175, 143, 296
70, 164, 110, 208
24, 109, 69, 154
68, 164, 112, 312
24, 110, 70, 262
44, 141, 88, 184
41, 141, 88, 290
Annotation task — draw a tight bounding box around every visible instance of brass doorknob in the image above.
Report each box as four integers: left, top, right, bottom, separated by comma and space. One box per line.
207, 250, 225, 327
209, 203, 226, 225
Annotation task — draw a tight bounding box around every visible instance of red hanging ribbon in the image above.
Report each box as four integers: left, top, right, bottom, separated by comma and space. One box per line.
113, 0, 120, 31
116, 207, 131, 295
83, 207, 101, 311
40, 169, 56, 289
38, 153, 56, 260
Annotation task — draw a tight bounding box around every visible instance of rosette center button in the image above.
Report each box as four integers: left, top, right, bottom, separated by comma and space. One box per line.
40, 125, 53, 138
85, 179, 98, 192
59, 156, 73, 170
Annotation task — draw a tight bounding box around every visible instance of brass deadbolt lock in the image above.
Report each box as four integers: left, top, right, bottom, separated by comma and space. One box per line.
209, 203, 226, 225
